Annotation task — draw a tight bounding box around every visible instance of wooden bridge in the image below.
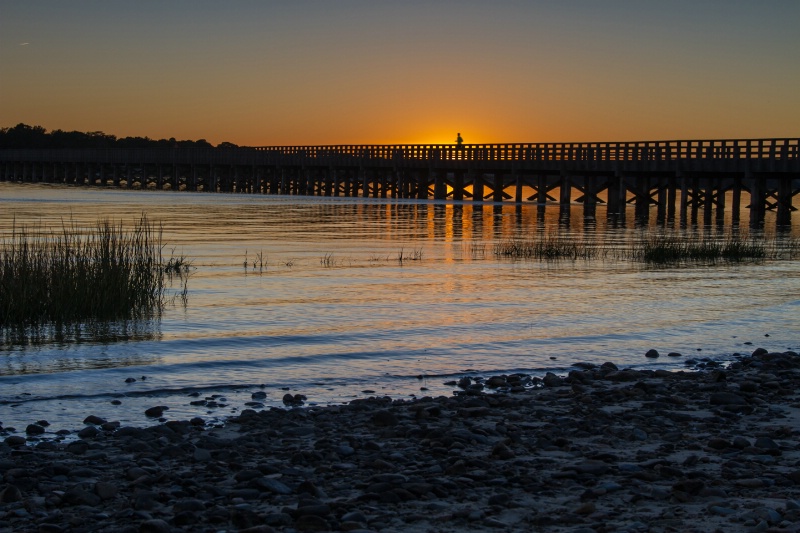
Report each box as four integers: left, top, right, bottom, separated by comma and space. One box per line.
1, 138, 798, 226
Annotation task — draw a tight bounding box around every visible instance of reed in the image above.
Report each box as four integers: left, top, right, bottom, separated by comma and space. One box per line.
631, 233, 768, 263
494, 234, 599, 260
0, 216, 173, 331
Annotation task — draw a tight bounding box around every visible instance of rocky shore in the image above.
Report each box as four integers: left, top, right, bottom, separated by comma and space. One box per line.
2, 348, 800, 533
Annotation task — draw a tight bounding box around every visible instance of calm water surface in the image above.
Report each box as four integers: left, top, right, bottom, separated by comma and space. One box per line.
1, 183, 798, 434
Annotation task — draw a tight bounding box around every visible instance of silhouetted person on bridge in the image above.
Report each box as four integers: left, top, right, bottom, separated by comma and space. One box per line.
455, 133, 463, 146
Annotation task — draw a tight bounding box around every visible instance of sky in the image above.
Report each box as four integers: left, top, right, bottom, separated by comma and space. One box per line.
1, 1, 798, 146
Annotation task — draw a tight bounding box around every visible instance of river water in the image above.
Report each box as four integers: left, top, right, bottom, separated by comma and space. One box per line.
1, 183, 798, 436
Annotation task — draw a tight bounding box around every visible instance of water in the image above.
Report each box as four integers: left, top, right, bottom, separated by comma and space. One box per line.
1, 183, 798, 435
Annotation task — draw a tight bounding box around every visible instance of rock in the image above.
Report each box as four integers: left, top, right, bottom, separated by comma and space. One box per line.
282, 393, 306, 405
604, 369, 644, 382
0, 484, 23, 503
486, 376, 508, 388
95, 482, 118, 500
738, 381, 758, 392
65, 440, 89, 455
144, 406, 167, 418
542, 372, 563, 387
173, 498, 207, 513
572, 460, 610, 475
709, 392, 748, 406
255, 477, 293, 495
83, 415, 106, 425
251, 391, 267, 399
4, 435, 26, 447
667, 352, 682, 357
125, 377, 137, 383
371, 410, 398, 426
139, 519, 171, 533
645, 349, 659, 358
732, 436, 751, 449
707, 437, 732, 450
193, 448, 212, 462
25, 424, 45, 435
77, 426, 99, 439
754, 437, 779, 450
294, 514, 330, 531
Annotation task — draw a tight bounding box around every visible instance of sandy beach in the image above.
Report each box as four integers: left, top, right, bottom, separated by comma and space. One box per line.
1, 348, 799, 533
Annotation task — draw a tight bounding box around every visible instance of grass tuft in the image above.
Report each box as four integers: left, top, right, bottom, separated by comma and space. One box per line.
494, 234, 599, 260
631, 233, 769, 263
0, 216, 184, 334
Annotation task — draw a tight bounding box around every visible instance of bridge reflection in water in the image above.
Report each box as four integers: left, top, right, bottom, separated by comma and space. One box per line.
2, 138, 798, 227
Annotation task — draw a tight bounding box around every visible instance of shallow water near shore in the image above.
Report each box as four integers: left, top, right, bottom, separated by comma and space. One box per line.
1, 182, 798, 436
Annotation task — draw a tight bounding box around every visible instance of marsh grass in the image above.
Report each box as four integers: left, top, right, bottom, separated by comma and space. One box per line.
397, 248, 423, 264
630, 233, 773, 263
0, 216, 180, 332
494, 231, 799, 264
494, 234, 601, 260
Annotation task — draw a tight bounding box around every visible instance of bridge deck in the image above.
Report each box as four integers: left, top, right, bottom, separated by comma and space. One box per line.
2, 138, 798, 227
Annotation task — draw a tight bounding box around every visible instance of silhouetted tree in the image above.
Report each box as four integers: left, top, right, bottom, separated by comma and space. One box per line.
0, 124, 232, 149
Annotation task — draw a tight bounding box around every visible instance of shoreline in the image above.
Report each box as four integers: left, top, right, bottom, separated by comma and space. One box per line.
1, 348, 799, 532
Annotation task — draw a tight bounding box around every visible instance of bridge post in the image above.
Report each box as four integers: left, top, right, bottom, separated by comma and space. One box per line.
453, 170, 464, 201
472, 172, 484, 202
584, 175, 597, 220
633, 176, 650, 223
703, 178, 714, 226
514, 172, 523, 203
666, 175, 677, 223
776, 175, 793, 226
493, 172, 504, 202
731, 175, 742, 225
434, 171, 447, 200
607, 173, 621, 219
690, 176, 700, 225
361, 168, 370, 198
749, 175, 765, 227
559, 172, 571, 206
656, 178, 667, 224
715, 178, 726, 225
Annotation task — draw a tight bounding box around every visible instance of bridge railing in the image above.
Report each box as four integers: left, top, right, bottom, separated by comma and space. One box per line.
2, 139, 797, 166
255, 139, 799, 162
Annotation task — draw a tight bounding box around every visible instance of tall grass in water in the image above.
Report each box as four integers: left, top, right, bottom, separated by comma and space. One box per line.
631, 233, 768, 263
494, 233, 600, 260
0, 216, 171, 330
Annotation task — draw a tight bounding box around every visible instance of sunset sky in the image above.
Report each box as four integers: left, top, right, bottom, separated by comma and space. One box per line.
1, 1, 798, 146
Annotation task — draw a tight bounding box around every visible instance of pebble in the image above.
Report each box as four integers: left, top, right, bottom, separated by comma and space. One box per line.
0, 349, 798, 533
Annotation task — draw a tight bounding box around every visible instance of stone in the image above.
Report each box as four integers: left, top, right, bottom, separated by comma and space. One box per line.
65, 441, 89, 455
645, 349, 659, 358
139, 519, 171, 533
95, 482, 118, 500
83, 415, 106, 425
0, 484, 23, 503
77, 426, 99, 439
371, 410, 398, 426
255, 477, 293, 495
542, 372, 563, 387
25, 424, 45, 435
294, 515, 330, 531
4, 435, 26, 447
709, 392, 748, 406
144, 406, 167, 418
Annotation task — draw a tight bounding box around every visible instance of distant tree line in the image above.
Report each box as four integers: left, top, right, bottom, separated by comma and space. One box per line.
0, 123, 240, 149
